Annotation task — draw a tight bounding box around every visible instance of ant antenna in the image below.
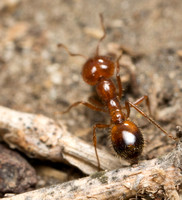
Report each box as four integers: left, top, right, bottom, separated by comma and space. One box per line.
58, 43, 88, 59
95, 13, 106, 56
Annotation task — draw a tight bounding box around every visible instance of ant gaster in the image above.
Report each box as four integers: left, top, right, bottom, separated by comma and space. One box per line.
58, 14, 176, 170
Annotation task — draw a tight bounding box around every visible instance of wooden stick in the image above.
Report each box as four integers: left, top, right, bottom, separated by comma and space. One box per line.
1, 141, 182, 200
0, 105, 122, 175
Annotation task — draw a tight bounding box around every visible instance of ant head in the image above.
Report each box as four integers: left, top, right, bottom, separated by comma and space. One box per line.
111, 120, 144, 163
82, 56, 115, 85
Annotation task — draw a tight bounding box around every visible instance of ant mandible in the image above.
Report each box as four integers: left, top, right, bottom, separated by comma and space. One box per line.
58, 14, 177, 170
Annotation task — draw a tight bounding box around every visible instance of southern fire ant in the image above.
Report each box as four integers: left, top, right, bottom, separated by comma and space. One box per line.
58, 14, 177, 170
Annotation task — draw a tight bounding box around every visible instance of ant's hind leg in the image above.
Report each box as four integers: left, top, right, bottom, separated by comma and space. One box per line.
127, 101, 177, 140
132, 95, 151, 116
93, 123, 110, 170
123, 95, 151, 118
124, 101, 131, 118
61, 101, 107, 114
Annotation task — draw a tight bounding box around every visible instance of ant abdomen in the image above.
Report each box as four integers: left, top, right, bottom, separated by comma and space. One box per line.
111, 120, 144, 162
82, 56, 115, 85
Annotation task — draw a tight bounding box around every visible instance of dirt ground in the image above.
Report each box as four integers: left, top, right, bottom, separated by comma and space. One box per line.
0, 0, 182, 199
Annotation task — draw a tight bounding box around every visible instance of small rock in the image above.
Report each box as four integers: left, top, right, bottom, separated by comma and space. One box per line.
0, 144, 37, 194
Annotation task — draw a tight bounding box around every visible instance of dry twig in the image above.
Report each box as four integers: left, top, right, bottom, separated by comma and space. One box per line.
1, 140, 182, 200
0, 105, 121, 175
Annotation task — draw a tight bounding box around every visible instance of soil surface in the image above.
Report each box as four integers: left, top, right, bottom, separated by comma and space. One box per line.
0, 0, 182, 199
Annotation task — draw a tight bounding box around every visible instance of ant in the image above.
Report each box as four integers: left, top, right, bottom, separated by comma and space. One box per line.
58, 14, 177, 170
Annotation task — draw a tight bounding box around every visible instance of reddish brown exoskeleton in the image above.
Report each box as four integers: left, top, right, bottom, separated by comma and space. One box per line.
58, 14, 177, 170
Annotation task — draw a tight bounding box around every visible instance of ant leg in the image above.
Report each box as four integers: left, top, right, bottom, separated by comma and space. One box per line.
132, 95, 151, 115
93, 123, 110, 170
123, 95, 151, 118
124, 101, 130, 118
58, 43, 88, 59
116, 52, 123, 99
127, 101, 177, 140
121, 63, 139, 96
61, 101, 106, 114
88, 94, 104, 108
95, 14, 106, 56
